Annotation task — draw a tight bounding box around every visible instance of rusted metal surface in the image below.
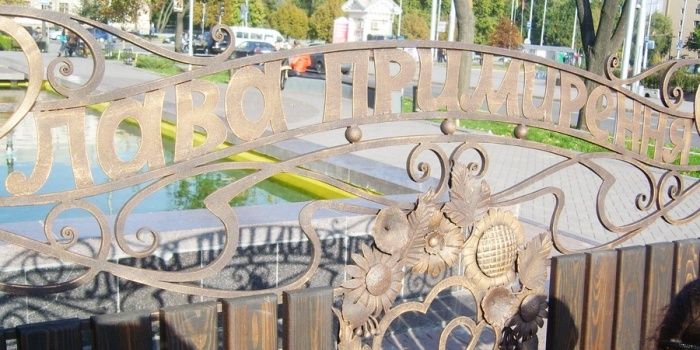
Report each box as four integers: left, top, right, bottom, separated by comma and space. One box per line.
0, 5, 698, 349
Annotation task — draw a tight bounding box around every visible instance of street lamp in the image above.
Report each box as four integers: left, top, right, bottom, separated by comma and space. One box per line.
677, 0, 689, 59
540, 0, 548, 45
525, 0, 535, 45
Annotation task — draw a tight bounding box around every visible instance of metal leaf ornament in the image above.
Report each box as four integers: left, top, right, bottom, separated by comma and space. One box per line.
517, 233, 553, 290
403, 191, 438, 267
443, 163, 488, 228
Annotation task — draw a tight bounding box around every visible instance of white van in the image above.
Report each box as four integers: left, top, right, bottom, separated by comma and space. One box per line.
229, 26, 287, 48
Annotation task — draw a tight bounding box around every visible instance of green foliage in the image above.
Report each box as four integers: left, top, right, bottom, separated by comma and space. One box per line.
401, 10, 429, 40
79, 0, 144, 24
79, 0, 109, 22
686, 26, 700, 52
309, 0, 344, 41
473, 0, 507, 45
193, 0, 269, 27
541, 0, 581, 48
135, 55, 182, 76
269, 1, 309, 39
650, 12, 672, 58
0, 34, 16, 51
489, 17, 522, 49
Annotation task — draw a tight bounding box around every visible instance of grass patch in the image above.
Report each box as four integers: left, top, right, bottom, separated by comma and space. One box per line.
202, 71, 230, 84
459, 119, 608, 153
135, 55, 182, 76
401, 98, 699, 177
134, 54, 232, 83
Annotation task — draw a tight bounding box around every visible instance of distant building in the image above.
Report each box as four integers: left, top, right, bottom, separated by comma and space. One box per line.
19, 0, 150, 36
341, 0, 401, 42
662, 0, 700, 58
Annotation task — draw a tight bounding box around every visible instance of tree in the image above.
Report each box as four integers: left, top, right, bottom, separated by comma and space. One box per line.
79, 0, 109, 22
401, 11, 429, 39
575, 0, 632, 129
489, 17, 522, 49
650, 12, 673, 59
193, 1, 235, 28
455, 0, 475, 96
150, 0, 175, 33
77, 0, 145, 24
685, 26, 700, 52
269, 1, 309, 39
473, 0, 508, 45
309, 0, 343, 41
540, 0, 580, 48
576, 0, 632, 76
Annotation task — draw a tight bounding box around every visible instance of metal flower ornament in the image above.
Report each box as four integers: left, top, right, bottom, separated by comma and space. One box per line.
336, 163, 553, 349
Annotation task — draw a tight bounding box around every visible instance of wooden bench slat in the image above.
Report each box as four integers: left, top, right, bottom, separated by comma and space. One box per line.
222, 294, 278, 350
582, 250, 617, 349
91, 311, 152, 350
613, 245, 646, 350
641, 242, 675, 350
16, 318, 82, 350
160, 301, 218, 350
673, 239, 700, 294
283, 287, 333, 350
546, 253, 587, 350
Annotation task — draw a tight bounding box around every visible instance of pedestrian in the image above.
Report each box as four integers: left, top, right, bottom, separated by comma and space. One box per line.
58, 29, 67, 57
181, 32, 189, 52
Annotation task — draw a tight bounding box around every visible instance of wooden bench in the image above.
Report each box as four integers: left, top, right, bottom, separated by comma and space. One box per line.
547, 239, 700, 350
1, 289, 334, 350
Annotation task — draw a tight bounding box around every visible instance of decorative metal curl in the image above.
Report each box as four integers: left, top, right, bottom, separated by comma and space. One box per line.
449, 142, 489, 178
407, 143, 450, 196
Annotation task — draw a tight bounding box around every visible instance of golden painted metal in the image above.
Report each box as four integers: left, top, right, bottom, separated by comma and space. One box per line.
0, 6, 698, 349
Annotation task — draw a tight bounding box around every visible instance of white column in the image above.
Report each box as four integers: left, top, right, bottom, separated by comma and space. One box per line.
571, 7, 577, 49
525, 0, 535, 45
189, 0, 194, 54
632, 0, 648, 92
448, 0, 456, 41
620, 0, 637, 81
642, 3, 653, 69
398, 0, 403, 36
677, 0, 689, 59
430, 0, 437, 41
540, 0, 548, 45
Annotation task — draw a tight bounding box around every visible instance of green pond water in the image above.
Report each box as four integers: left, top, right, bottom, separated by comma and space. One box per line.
0, 94, 316, 223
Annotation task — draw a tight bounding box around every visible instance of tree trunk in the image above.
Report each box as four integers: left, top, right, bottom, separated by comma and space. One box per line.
157, 1, 174, 33
175, 11, 184, 52
574, 0, 632, 129
455, 0, 474, 96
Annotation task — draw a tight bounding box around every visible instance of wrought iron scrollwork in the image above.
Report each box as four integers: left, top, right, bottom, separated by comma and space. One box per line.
0, 6, 697, 348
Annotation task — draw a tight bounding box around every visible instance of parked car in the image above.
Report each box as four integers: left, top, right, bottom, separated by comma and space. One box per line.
309, 43, 350, 75
642, 86, 660, 99
232, 40, 291, 89
233, 40, 276, 58
193, 31, 229, 55
86, 27, 116, 44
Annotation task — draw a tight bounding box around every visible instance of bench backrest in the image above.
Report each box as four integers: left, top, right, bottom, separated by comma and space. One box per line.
3, 288, 333, 350
547, 239, 700, 350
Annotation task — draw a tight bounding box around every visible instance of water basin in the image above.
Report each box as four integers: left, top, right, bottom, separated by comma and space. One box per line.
0, 91, 317, 224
